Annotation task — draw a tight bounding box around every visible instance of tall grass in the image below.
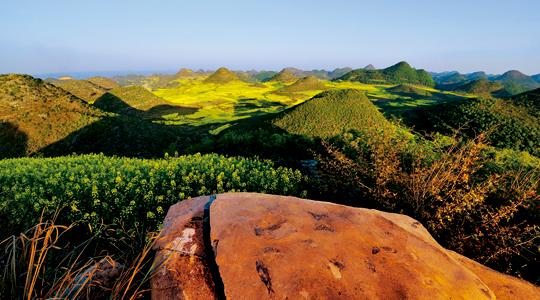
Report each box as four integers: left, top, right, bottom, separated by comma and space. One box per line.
0, 212, 163, 299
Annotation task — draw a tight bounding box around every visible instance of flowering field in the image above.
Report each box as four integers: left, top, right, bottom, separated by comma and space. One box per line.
0, 153, 305, 237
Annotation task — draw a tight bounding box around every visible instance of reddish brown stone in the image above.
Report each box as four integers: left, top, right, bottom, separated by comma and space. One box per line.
151, 193, 540, 299
151, 195, 216, 300
448, 251, 540, 300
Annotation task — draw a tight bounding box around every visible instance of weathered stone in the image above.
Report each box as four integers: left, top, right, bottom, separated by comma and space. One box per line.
151, 193, 540, 299
448, 251, 540, 300
151, 195, 217, 300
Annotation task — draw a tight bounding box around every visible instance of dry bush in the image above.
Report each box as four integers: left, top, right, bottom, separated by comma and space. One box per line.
317, 130, 539, 282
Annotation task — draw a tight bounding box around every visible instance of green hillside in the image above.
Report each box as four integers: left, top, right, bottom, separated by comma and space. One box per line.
454, 78, 505, 96
267, 69, 298, 83
272, 89, 393, 138
387, 84, 433, 97
47, 78, 107, 102
251, 70, 277, 82
328, 67, 353, 79
204, 67, 239, 84
275, 75, 327, 93
0, 74, 104, 157
510, 87, 540, 118
87, 76, 120, 89
0, 74, 208, 158
494, 70, 540, 95
338, 61, 435, 87
175, 68, 195, 78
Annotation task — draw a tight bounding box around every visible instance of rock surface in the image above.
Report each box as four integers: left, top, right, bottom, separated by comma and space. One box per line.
152, 193, 539, 299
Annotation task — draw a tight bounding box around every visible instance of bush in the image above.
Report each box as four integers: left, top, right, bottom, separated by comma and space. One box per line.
316, 130, 539, 283
0, 153, 305, 239
413, 97, 540, 156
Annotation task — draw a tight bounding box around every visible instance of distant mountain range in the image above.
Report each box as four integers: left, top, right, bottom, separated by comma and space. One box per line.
432, 69, 540, 95
37, 63, 540, 96
338, 61, 435, 87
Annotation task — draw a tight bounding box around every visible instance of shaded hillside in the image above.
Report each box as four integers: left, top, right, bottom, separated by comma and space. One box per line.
433, 71, 466, 88
272, 89, 393, 138
455, 79, 505, 97
0, 74, 104, 156
510, 87, 540, 118
47, 78, 107, 102
434, 71, 490, 91
267, 68, 353, 80
533, 74, 540, 84
0, 74, 210, 158
494, 70, 540, 95
304, 69, 331, 80
204, 67, 239, 84
328, 67, 353, 79
234, 71, 257, 83
338, 61, 435, 87
267, 69, 299, 83
275, 76, 326, 93
87, 76, 120, 89
0, 122, 27, 159
94, 86, 198, 119
466, 71, 488, 81
40, 115, 204, 158
387, 84, 432, 97
281, 67, 307, 78
251, 70, 277, 82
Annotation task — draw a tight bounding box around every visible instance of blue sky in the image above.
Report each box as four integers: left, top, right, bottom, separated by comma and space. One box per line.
1, 0, 539, 75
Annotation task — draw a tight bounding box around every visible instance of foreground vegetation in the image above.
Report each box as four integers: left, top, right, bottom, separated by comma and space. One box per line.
316, 129, 539, 282
0, 153, 304, 237
0, 154, 304, 298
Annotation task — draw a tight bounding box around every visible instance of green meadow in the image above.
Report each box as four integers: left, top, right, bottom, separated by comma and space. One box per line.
150, 75, 470, 126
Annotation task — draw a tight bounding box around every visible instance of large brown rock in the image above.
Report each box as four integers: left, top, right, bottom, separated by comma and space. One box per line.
152, 193, 539, 299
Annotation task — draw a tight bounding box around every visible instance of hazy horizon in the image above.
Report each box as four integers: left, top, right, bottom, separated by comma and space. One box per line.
1, 0, 539, 75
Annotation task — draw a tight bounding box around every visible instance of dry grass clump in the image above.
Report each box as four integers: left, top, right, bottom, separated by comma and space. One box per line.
0, 211, 164, 299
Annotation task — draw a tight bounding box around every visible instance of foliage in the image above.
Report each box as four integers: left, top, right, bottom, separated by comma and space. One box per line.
0, 153, 305, 239
510, 87, 540, 118
413, 97, 540, 156
316, 130, 539, 283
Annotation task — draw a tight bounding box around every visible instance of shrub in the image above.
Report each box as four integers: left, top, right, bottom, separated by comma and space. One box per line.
413, 97, 540, 156
0, 153, 305, 239
316, 130, 539, 283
